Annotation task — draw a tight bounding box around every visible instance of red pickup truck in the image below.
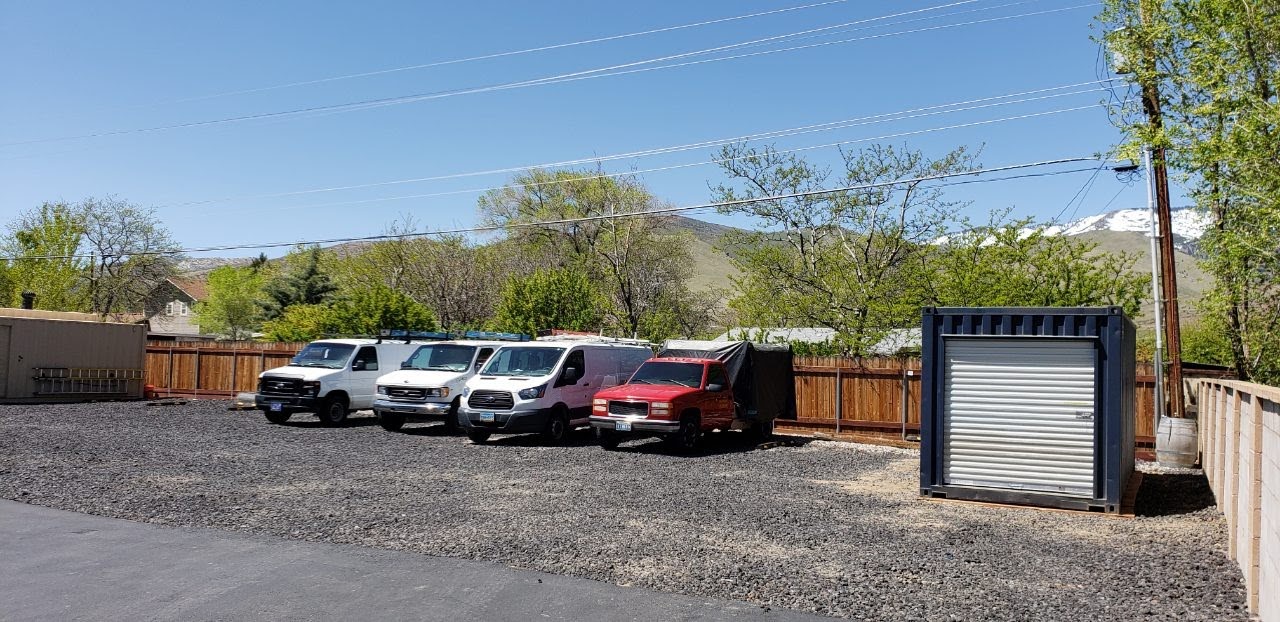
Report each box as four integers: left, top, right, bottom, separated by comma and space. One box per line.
588, 357, 741, 451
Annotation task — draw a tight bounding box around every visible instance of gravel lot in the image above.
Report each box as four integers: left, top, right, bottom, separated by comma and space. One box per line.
0, 401, 1248, 621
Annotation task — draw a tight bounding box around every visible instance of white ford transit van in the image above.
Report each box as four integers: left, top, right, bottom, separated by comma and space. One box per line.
371, 339, 503, 432
255, 339, 422, 426
458, 338, 651, 444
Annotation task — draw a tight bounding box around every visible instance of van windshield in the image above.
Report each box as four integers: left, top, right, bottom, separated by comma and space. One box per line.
290, 343, 355, 369
628, 361, 704, 388
403, 344, 476, 372
481, 347, 565, 377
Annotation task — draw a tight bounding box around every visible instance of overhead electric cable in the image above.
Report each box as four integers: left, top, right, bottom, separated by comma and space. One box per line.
204, 102, 1118, 215
165, 83, 1117, 209
2, 2, 1093, 147
3, 156, 1103, 261
96, 0, 858, 111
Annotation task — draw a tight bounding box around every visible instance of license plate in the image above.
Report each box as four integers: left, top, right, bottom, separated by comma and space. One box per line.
615, 420, 632, 432
480, 412, 495, 422
269, 402, 283, 412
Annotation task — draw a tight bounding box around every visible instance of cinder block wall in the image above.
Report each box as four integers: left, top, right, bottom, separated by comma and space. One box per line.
1198, 379, 1280, 621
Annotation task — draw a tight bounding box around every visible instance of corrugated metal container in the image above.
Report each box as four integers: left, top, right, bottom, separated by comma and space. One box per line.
919, 307, 1136, 514
0, 310, 147, 403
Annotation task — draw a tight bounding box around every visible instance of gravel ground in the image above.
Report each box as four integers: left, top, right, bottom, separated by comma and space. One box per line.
0, 402, 1249, 621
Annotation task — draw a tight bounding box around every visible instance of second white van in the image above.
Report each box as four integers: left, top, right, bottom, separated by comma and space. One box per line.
458, 338, 651, 444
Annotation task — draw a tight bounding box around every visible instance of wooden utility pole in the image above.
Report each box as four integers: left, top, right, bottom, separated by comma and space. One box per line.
1139, 0, 1185, 417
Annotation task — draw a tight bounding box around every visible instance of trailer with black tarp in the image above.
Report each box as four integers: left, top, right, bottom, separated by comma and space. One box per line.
658, 340, 796, 430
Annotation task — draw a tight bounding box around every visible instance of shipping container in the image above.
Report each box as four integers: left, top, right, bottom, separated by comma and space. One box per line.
0, 309, 147, 403
919, 307, 1136, 514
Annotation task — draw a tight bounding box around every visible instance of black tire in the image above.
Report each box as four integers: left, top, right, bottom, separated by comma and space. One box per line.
443, 398, 461, 433
541, 407, 570, 444
666, 414, 701, 452
376, 411, 405, 431
316, 395, 348, 426
751, 418, 775, 442
466, 429, 491, 444
263, 409, 290, 425
595, 428, 621, 450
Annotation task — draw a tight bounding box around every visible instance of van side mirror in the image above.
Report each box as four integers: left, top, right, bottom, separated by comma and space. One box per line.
557, 366, 579, 386
401, 361, 412, 369
352, 360, 366, 371
706, 383, 724, 392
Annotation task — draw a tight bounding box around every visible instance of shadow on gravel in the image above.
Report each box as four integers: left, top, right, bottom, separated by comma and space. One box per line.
1135, 471, 1217, 517
614, 433, 812, 458
480, 429, 599, 448
280, 417, 379, 429
396, 424, 462, 437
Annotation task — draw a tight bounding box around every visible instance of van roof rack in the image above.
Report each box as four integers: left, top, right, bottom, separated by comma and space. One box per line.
535, 334, 653, 346
377, 329, 452, 344
461, 330, 531, 342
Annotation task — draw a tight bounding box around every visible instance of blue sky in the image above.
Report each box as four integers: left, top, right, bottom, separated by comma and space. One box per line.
0, 1, 1167, 257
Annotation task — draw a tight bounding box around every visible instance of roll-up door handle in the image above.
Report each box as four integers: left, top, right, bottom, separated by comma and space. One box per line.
1075, 411, 1094, 420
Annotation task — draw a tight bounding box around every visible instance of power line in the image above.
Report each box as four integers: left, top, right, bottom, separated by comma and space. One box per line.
206, 101, 1119, 216
2, 157, 1103, 261
123, 0, 857, 110
2, 2, 1092, 148
165, 80, 1116, 209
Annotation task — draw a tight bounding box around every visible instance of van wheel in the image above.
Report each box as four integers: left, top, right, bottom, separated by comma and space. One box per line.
666, 415, 701, 452
317, 396, 348, 426
596, 428, 621, 450
263, 410, 290, 424
542, 408, 569, 444
443, 398, 461, 432
466, 429, 491, 444
377, 411, 404, 431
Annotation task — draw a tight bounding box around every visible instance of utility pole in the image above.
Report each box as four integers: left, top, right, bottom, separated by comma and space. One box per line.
1139, 0, 1185, 418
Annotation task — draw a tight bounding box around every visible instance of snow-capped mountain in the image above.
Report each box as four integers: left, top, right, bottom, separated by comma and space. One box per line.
1049, 207, 1210, 254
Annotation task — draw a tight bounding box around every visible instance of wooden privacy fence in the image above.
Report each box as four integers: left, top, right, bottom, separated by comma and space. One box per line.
779, 356, 1162, 447
1196, 378, 1280, 621
146, 342, 305, 398
148, 345, 1165, 447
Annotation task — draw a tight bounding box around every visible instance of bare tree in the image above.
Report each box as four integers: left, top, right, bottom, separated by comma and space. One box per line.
79, 197, 181, 317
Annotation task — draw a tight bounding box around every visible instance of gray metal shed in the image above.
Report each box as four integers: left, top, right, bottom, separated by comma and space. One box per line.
0, 309, 147, 402
919, 307, 1136, 514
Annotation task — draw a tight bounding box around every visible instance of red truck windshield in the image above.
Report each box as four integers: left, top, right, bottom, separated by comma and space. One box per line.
628, 361, 704, 388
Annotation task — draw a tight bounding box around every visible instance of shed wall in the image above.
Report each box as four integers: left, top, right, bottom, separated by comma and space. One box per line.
0, 316, 146, 401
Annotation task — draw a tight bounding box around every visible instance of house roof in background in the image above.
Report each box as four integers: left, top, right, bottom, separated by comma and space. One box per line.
168, 277, 209, 301
712, 328, 837, 344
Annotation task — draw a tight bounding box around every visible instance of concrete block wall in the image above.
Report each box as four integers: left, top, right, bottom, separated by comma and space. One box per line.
1198, 378, 1280, 621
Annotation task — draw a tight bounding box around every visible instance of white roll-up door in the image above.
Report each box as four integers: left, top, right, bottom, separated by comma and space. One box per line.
943, 338, 1097, 497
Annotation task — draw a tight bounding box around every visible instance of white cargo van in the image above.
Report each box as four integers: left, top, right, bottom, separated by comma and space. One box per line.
255, 339, 423, 426
458, 338, 651, 444
371, 339, 504, 432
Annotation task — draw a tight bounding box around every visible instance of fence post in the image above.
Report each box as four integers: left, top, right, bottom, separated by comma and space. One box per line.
230, 345, 239, 394
834, 366, 842, 435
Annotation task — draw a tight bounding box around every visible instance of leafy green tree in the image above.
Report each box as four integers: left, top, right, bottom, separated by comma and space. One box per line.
260, 246, 337, 320
713, 143, 978, 355
480, 169, 711, 338
1097, 0, 1280, 382
930, 214, 1150, 317
493, 268, 603, 336
325, 285, 437, 336
261, 304, 331, 342
1, 202, 88, 311
194, 266, 264, 340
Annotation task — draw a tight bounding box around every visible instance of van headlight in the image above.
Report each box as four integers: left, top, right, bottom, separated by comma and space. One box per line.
518, 384, 547, 400
376, 385, 389, 395
425, 387, 449, 398
302, 380, 321, 396
651, 401, 671, 416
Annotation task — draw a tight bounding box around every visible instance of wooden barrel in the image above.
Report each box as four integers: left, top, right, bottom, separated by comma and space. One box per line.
1155, 416, 1199, 468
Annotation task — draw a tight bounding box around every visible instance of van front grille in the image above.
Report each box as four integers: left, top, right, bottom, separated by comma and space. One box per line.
468, 390, 514, 410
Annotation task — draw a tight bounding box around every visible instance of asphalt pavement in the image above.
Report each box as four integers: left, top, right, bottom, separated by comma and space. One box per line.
0, 500, 823, 622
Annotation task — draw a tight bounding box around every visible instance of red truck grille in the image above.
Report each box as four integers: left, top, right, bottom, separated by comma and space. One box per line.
607, 401, 648, 417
